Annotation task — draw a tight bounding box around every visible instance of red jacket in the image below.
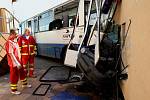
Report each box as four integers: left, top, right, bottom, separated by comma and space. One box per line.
5, 40, 21, 67
18, 35, 36, 56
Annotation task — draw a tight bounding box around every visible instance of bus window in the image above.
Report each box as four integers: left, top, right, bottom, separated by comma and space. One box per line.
34, 18, 38, 33
68, 8, 78, 27
21, 22, 25, 34
28, 21, 31, 27
62, 15, 69, 27
31, 20, 34, 35
69, 15, 79, 27
27, 20, 35, 35
54, 5, 78, 28
39, 11, 54, 32
49, 19, 63, 31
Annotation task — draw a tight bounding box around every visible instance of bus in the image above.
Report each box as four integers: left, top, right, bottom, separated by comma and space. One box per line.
19, 0, 92, 60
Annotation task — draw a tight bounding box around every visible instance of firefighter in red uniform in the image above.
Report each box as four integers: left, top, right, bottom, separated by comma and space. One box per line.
18, 28, 37, 78
5, 29, 31, 95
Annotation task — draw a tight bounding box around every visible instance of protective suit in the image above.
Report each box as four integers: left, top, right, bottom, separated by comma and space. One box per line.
5, 39, 27, 92
18, 35, 36, 77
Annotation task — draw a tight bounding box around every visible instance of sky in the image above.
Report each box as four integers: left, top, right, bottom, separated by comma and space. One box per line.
0, 0, 68, 22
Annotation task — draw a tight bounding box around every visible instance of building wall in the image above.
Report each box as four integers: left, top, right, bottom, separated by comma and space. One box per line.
0, 9, 7, 33
114, 0, 150, 100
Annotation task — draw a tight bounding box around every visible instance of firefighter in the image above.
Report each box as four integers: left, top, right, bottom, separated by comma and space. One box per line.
18, 28, 37, 78
5, 29, 31, 95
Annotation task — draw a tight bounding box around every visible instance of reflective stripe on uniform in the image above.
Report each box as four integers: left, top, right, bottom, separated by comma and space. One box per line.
21, 79, 27, 85
29, 68, 34, 70
21, 78, 27, 82
22, 45, 34, 48
11, 87, 17, 90
22, 82, 27, 85
21, 52, 35, 55
10, 84, 17, 87
29, 45, 34, 47
21, 53, 28, 55
22, 45, 28, 47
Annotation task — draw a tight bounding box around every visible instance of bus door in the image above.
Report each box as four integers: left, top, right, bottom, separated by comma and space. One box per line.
64, 0, 88, 68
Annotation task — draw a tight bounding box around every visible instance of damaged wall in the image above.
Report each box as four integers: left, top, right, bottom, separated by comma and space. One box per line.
114, 0, 150, 100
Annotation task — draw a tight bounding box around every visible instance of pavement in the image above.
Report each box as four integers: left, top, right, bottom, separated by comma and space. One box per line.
0, 57, 100, 100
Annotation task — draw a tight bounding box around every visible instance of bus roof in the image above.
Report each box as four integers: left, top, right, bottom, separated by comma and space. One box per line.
20, 0, 79, 23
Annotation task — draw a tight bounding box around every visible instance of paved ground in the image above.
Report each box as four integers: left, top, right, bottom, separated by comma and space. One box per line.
0, 57, 100, 100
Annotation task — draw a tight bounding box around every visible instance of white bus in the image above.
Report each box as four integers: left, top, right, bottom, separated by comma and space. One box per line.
19, 0, 94, 60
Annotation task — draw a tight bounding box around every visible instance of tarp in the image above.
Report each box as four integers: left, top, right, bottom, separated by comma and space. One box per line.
51, 91, 90, 100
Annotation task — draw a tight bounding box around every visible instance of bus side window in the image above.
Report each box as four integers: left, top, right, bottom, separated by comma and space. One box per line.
70, 16, 79, 27
49, 19, 63, 31
63, 15, 69, 27
34, 19, 38, 33
39, 11, 53, 32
